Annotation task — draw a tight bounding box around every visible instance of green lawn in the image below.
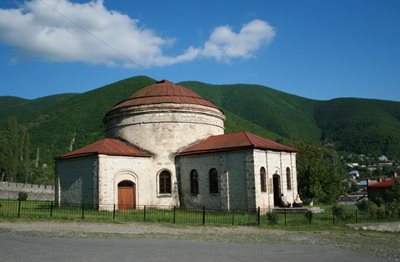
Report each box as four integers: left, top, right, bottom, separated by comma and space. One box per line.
1, 200, 399, 227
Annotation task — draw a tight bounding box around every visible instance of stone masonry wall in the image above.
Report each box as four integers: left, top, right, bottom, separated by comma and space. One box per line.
0, 182, 54, 201
177, 150, 251, 211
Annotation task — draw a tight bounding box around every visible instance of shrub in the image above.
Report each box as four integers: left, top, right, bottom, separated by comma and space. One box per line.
375, 207, 385, 218
305, 210, 313, 224
331, 205, 344, 218
17, 192, 28, 201
266, 211, 278, 225
374, 197, 384, 207
356, 199, 376, 213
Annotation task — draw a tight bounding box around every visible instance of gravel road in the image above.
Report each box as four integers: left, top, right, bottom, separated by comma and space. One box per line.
0, 221, 399, 261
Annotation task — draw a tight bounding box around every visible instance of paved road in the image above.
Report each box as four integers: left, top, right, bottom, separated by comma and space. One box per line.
0, 233, 388, 262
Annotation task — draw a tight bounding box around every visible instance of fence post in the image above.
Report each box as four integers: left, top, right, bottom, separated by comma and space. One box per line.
17, 200, 21, 218
355, 209, 358, 223
143, 205, 146, 222
202, 206, 206, 225
50, 201, 53, 218
81, 204, 85, 220
332, 211, 335, 225
284, 208, 287, 226
257, 207, 261, 225
231, 211, 235, 225
113, 204, 116, 220
173, 206, 176, 224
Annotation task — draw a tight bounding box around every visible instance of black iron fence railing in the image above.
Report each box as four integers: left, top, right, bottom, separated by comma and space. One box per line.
0, 200, 399, 226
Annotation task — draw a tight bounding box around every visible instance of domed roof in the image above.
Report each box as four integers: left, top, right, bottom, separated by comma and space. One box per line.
111, 80, 219, 110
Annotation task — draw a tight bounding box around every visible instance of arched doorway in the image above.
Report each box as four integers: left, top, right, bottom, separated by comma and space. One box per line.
273, 174, 281, 207
118, 180, 136, 210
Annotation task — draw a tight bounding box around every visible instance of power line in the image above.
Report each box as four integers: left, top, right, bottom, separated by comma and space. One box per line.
35, 0, 161, 80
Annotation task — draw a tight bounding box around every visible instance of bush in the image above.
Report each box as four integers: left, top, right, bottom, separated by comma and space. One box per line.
305, 210, 313, 224
266, 211, 278, 225
375, 207, 385, 218
17, 192, 28, 201
374, 197, 384, 207
331, 205, 344, 218
356, 199, 376, 213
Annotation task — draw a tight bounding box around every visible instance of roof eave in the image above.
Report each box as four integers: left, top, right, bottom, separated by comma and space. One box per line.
56, 152, 152, 160
178, 145, 296, 157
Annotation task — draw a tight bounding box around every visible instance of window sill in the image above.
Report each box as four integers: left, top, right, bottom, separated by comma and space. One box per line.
157, 193, 172, 198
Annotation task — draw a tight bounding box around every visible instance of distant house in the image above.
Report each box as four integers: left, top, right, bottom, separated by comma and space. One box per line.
348, 170, 360, 180
367, 176, 397, 203
356, 180, 368, 191
378, 155, 389, 162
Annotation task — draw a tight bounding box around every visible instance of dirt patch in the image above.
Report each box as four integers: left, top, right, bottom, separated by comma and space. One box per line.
348, 222, 400, 232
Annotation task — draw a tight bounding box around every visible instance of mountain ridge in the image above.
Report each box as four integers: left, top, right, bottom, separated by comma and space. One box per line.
1, 75, 399, 168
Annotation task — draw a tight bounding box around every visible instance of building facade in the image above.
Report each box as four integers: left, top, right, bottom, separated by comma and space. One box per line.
55, 80, 298, 211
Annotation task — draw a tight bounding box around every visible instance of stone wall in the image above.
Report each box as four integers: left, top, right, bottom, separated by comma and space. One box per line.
98, 154, 179, 209
0, 182, 54, 201
55, 155, 98, 206
253, 150, 298, 211
178, 149, 298, 211
104, 103, 225, 159
177, 149, 252, 211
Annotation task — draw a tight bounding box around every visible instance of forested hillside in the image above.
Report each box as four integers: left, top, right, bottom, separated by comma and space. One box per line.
1, 75, 400, 185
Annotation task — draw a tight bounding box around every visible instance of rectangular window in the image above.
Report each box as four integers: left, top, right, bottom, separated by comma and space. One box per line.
209, 168, 218, 193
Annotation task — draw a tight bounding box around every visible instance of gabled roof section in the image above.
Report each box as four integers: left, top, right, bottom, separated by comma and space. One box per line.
111, 80, 219, 110
178, 131, 296, 156
368, 178, 396, 188
57, 138, 152, 159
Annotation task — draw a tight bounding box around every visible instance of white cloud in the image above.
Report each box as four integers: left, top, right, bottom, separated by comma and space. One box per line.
0, 0, 275, 67
200, 20, 276, 62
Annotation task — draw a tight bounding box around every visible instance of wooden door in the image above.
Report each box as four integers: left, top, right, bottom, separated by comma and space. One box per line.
118, 181, 136, 210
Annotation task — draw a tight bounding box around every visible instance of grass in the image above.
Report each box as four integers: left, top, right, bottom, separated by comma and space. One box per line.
1, 200, 399, 227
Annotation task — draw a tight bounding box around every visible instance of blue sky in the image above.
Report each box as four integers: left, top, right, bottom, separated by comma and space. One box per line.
0, 0, 399, 101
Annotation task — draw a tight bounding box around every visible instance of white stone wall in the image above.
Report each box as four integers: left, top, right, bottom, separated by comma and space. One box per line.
98, 155, 179, 209
253, 150, 297, 211
177, 150, 252, 211
104, 103, 225, 159
55, 156, 98, 206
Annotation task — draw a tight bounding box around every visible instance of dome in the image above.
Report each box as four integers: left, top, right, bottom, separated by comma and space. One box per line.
103, 80, 225, 157
111, 80, 219, 110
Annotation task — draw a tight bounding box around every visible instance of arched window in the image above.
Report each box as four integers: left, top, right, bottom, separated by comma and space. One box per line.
190, 169, 199, 195
260, 167, 266, 192
159, 170, 171, 194
286, 167, 292, 190
209, 168, 218, 193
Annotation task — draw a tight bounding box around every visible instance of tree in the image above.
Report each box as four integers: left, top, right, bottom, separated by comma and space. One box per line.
291, 140, 347, 204
385, 177, 400, 206
0, 118, 30, 182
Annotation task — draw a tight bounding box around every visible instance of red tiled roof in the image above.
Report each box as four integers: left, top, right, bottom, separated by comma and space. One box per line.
368, 178, 396, 188
178, 131, 296, 156
112, 80, 219, 110
57, 138, 152, 159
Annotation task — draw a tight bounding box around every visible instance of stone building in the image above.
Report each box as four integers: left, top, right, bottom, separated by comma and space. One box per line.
55, 80, 298, 211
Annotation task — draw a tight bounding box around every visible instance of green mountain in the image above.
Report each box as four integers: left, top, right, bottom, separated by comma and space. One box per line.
1, 75, 400, 172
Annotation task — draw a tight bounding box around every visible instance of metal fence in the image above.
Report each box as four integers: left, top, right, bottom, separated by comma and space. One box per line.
0, 200, 399, 226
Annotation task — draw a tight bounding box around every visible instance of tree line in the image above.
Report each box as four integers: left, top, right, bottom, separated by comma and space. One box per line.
0, 118, 30, 182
